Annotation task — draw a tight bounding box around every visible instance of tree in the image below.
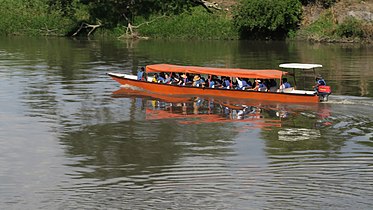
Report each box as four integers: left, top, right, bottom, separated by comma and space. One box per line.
233, 0, 302, 39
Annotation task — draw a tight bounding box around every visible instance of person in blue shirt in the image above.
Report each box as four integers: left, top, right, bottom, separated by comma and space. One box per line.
313, 76, 326, 90
236, 77, 249, 90
162, 73, 172, 84
279, 78, 291, 90
251, 80, 267, 91
137, 67, 145, 80
192, 75, 204, 87
222, 77, 231, 89
157, 73, 165, 83
208, 76, 216, 88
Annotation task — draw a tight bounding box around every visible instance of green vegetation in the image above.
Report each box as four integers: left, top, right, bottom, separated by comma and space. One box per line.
232, 0, 302, 39
336, 17, 364, 39
0, 0, 371, 42
134, 7, 238, 40
297, 10, 368, 42
0, 0, 75, 36
300, 0, 337, 8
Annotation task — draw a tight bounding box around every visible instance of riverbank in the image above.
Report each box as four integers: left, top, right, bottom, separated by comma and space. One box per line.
298, 1, 373, 43
0, 0, 371, 43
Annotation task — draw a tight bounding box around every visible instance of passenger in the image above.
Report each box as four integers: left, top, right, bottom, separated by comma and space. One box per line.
279, 78, 291, 90
192, 75, 204, 87
250, 79, 267, 91
213, 76, 223, 88
137, 67, 145, 80
258, 80, 267, 91
222, 77, 231, 89
152, 73, 158, 83
268, 79, 277, 92
236, 77, 249, 90
171, 74, 180, 84
157, 73, 165, 83
178, 73, 189, 86
201, 76, 207, 87
313, 75, 326, 90
246, 79, 253, 88
163, 73, 172, 84
209, 78, 215, 88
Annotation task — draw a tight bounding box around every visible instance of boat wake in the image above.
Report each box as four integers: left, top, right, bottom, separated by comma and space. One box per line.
278, 128, 321, 142
324, 95, 373, 107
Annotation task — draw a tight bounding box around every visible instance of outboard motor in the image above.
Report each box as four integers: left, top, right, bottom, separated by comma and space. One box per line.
317, 86, 331, 102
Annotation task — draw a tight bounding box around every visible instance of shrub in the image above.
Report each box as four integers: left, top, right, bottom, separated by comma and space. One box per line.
0, 0, 76, 36
233, 0, 302, 39
136, 7, 238, 40
300, 0, 337, 8
298, 10, 337, 40
336, 17, 364, 38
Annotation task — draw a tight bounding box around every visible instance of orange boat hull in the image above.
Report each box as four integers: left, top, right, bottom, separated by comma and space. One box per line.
109, 75, 319, 103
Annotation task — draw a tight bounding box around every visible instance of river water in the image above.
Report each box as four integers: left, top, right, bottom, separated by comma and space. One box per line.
0, 37, 372, 209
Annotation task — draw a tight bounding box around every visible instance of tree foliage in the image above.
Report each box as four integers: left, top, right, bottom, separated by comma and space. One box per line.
53, 0, 194, 27
233, 0, 302, 39
336, 17, 364, 38
300, 0, 337, 8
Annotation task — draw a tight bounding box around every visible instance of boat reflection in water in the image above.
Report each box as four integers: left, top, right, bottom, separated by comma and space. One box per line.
113, 87, 332, 133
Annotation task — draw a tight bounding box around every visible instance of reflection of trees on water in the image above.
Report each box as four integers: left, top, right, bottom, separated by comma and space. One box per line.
59, 96, 237, 180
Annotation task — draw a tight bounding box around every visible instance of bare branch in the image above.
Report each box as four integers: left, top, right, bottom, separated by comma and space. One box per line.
72, 21, 102, 37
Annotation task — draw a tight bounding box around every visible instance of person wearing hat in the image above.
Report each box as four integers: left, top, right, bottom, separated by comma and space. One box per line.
192, 74, 204, 87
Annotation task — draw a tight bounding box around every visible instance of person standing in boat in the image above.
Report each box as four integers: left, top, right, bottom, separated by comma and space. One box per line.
137, 67, 145, 80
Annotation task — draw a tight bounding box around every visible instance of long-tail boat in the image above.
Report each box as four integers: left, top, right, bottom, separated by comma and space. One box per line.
107, 64, 331, 103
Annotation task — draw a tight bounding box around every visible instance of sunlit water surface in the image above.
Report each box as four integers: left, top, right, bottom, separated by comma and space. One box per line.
0, 37, 372, 209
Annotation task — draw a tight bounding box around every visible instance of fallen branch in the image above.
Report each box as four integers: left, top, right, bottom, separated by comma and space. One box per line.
202, 0, 221, 10
72, 21, 102, 37
119, 15, 166, 39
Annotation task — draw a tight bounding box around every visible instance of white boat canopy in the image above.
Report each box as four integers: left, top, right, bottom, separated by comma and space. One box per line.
279, 63, 322, 69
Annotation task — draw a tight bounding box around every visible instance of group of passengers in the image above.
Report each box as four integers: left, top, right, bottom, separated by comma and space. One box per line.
137, 68, 293, 92
137, 67, 330, 93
